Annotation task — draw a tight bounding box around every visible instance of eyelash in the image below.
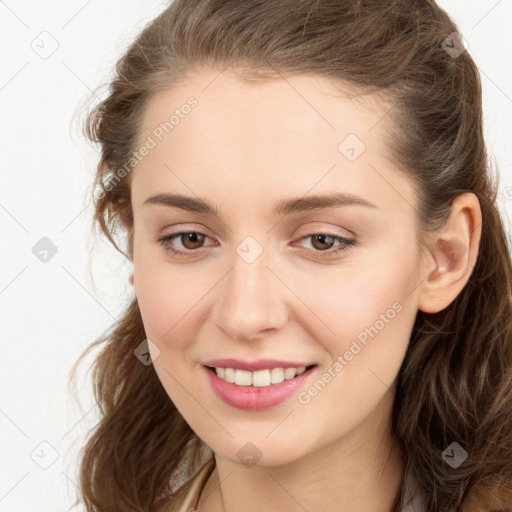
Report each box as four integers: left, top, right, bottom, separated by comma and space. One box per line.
156, 230, 356, 259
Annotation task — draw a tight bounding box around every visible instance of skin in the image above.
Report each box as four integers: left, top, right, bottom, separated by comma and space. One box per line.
128, 68, 482, 511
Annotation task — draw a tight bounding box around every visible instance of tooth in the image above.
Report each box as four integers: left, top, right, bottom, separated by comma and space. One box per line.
270, 368, 285, 384
235, 369, 252, 386
252, 369, 271, 387
284, 368, 297, 380
224, 368, 236, 383
215, 366, 308, 386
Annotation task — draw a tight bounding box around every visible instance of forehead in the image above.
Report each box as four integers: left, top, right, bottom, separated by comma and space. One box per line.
137, 68, 392, 150
131, 68, 414, 217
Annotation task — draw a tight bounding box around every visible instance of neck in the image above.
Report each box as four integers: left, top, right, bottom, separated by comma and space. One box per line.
198, 395, 405, 512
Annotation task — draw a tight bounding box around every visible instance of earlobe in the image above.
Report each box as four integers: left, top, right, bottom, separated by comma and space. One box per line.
417, 193, 482, 314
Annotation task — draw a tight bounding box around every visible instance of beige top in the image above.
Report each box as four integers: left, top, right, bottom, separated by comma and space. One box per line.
173, 459, 430, 512
174, 459, 215, 512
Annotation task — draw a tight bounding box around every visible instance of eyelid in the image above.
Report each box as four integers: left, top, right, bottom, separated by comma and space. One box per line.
158, 230, 217, 250
291, 231, 355, 256
294, 230, 354, 244
294, 222, 355, 239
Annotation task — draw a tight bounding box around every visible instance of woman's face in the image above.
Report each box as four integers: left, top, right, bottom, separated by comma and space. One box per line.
130, 68, 429, 466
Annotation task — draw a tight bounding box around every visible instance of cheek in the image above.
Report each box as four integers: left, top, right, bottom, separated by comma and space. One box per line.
290, 241, 420, 385
133, 258, 209, 413
133, 235, 209, 343
297, 255, 416, 339
289, 260, 418, 437
134, 273, 179, 340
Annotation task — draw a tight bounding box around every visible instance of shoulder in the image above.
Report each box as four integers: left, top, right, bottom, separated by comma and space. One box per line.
401, 474, 512, 512
459, 483, 512, 512
400, 471, 430, 512
168, 459, 215, 512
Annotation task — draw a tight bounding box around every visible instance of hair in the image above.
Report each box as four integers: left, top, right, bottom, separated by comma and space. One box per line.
70, 1, 512, 511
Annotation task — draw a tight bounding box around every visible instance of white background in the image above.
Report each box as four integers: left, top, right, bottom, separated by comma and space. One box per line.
1, 1, 511, 510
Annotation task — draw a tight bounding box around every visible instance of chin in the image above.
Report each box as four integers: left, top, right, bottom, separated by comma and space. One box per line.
209, 439, 310, 469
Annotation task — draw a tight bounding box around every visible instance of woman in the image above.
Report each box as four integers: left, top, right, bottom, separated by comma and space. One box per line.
71, 1, 512, 510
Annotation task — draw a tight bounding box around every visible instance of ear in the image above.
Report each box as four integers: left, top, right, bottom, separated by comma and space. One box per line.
129, 273, 134, 287
417, 192, 482, 314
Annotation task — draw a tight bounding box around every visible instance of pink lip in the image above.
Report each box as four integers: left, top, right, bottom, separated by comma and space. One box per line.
203, 364, 316, 411
203, 358, 313, 371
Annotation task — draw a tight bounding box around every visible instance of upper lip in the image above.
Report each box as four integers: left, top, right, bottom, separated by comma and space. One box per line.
203, 358, 316, 372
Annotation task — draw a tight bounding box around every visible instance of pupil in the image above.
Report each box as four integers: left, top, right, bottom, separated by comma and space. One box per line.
315, 234, 331, 250
184, 232, 202, 249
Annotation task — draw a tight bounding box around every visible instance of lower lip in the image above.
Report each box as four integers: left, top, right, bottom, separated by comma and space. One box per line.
204, 366, 316, 410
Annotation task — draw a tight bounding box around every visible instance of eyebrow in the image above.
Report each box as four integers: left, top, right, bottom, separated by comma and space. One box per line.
143, 192, 377, 216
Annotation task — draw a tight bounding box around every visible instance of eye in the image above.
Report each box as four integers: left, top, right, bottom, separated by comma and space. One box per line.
292, 232, 356, 259
156, 231, 215, 257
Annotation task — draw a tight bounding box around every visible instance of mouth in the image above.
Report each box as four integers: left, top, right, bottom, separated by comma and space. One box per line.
203, 362, 318, 410
204, 364, 317, 387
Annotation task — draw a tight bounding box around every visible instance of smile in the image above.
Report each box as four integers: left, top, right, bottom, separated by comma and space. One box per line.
212, 366, 307, 387
203, 361, 317, 410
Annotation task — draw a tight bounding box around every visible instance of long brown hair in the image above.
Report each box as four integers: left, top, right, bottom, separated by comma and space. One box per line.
70, 1, 512, 510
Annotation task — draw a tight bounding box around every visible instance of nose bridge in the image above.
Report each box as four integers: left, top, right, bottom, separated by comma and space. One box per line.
213, 235, 287, 341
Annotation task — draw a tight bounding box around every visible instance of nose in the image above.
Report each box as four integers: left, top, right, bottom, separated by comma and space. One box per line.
213, 244, 289, 342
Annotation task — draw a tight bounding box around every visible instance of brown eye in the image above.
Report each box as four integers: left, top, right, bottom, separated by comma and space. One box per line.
309, 234, 336, 251
180, 232, 206, 250
293, 232, 356, 259
157, 230, 215, 257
